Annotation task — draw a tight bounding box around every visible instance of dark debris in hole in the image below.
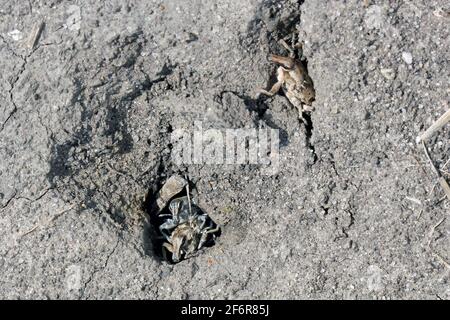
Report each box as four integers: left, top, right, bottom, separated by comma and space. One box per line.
146, 174, 221, 264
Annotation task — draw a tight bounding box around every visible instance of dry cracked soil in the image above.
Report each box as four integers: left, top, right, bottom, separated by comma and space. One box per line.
0, 0, 449, 299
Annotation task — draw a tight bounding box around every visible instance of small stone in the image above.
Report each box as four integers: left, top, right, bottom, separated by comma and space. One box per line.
402, 52, 413, 64
132, 134, 140, 143
155, 175, 187, 211
380, 68, 395, 79
365, 5, 384, 29
331, 104, 340, 114
66, 5, 81, 31
7, 29, 22, 41
184, 32, 198, 43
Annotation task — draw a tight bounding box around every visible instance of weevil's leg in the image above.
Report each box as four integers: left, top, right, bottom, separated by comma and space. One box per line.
296, 105, 305, 122
198, 233, 208, 250
258, 87, 281, 97
159, 219, 177, 240
279, 39, 295, 58
172, 247, 182, 263
196, 215, 207, 230
290, 32, 296, 46
281, 33, 293, 42
257, 67, 285, 98
269, 54, 295, 69
198, 225, 220, 249
296, 42, 305, 61
163, 242, 182, 263
205, 225, 220, 235
294, 41, 303, 51
280, 33, 300, 51
169, 198, 180, 215
169, 198, 183, 223
297, 104, 314, 122
162, 242, 173, 261
302, 104, 315, 113
160, 230, 170, 241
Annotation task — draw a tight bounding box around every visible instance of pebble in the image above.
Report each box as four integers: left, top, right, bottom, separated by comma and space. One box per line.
402, 52, 413, 64
380, 68, 395, 79
8, 29, 22, 41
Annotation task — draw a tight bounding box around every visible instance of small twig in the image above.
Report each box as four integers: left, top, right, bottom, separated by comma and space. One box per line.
427, 217, 445, 247
405, 196, 422, 206
440, 169, 450, 178
433, 252, 450, 270
20, 203, 77, 238
433, 8, 450, 18
431, 183, 438, 195
412, 155, 429, 176
185, 175, 192, 215
442, 158, 450, 170
48, 203, 77, 223
416, 209, 423, 220
28, 21, 45, 50
417, 109, 450, 143
422, 141, 450, 201
423, 141, 439, 175
440, 177, 450, 200
436, 195, 447, 206
20, 225, 38, 237
442, 172, 450, 180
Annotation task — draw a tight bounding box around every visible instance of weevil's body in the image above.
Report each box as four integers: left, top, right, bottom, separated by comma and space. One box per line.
161, 196, 219, 263
258, 40, 315, 118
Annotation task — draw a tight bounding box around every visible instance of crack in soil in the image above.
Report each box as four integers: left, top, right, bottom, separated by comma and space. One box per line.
80, 237, 120, 299
16, 187, 53, 203
302, 113, 318, 165
0, 35, 41, 134
0, 190, 18, 210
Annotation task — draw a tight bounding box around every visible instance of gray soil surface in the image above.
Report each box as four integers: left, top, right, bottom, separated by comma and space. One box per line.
0, 0, 449, 299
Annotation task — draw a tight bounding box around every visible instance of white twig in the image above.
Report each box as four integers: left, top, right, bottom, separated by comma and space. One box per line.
405, 196, 422, 206
422, 141, 450, 201
427, 217, 445, 247
28, 21, 45, 50
417, 109, 450, 143
433, 252, 450, 270
20, 203, 77, 238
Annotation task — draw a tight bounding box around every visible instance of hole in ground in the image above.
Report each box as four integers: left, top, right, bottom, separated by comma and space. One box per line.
144, 175, 221, 264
